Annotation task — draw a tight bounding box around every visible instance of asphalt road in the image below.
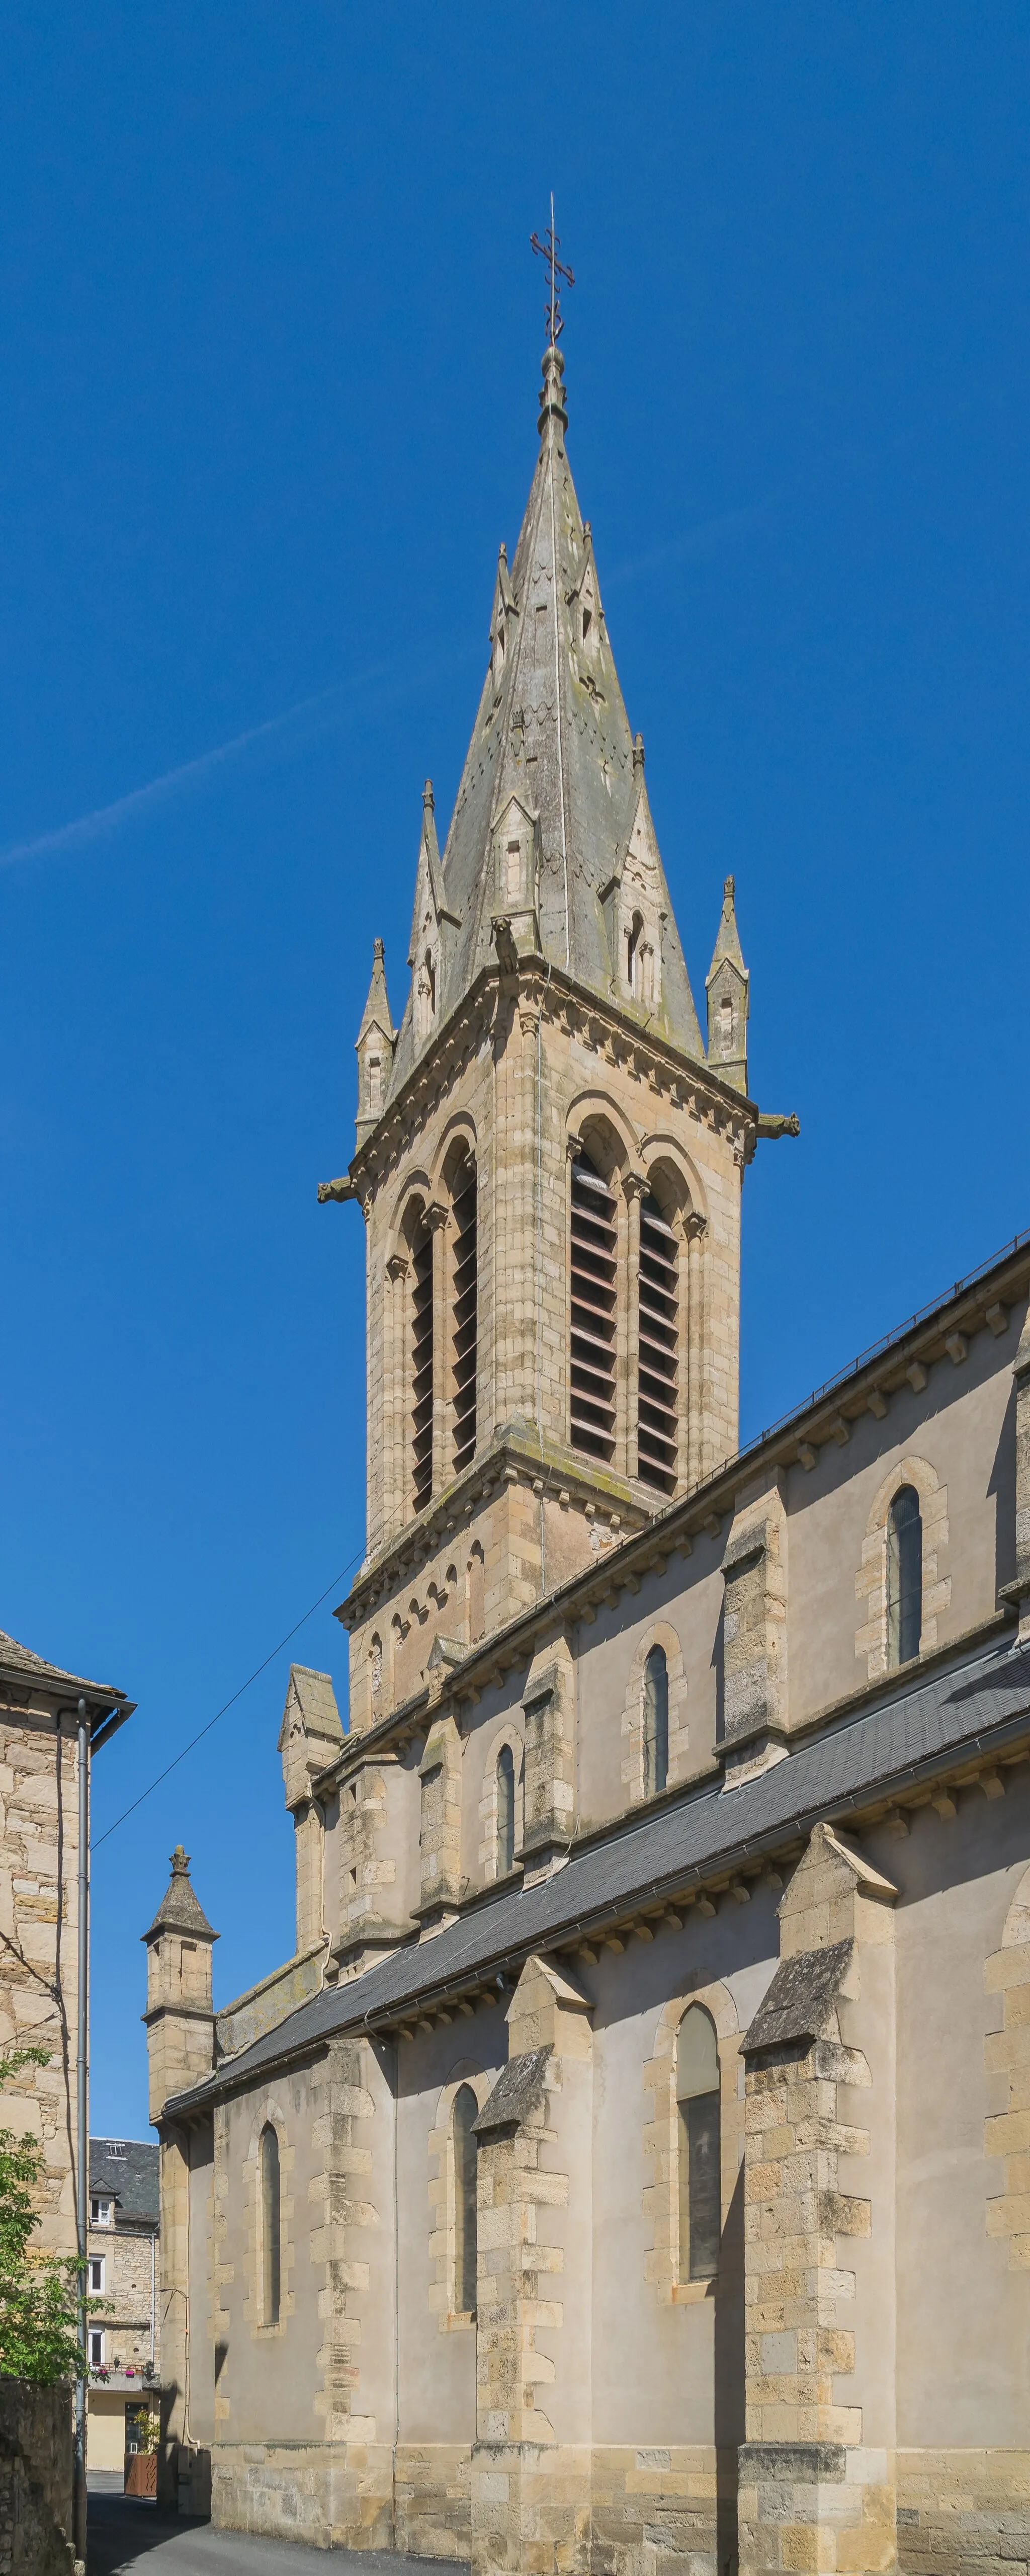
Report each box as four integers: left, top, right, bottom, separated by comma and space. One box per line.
87, 2489, 461, 2576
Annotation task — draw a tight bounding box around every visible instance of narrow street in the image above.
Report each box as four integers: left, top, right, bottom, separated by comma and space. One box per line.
87, 2483, 459, 2576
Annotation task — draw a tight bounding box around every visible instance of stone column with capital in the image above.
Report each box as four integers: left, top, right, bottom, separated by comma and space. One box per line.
686, 1211, 708, 1486
427, 1200, 450, 1500
623, 1171, 648, 1483
384, 1253, 409, 1538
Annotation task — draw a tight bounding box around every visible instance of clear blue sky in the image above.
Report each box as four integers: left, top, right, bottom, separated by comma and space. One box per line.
1, 5, 1027, 2139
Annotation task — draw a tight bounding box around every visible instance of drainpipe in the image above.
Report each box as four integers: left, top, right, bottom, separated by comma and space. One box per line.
74, 1697, 90, 2563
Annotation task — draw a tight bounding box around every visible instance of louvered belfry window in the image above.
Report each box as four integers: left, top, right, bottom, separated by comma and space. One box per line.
570, 1151, 618, 1464
637, 1192, 678, 1494
411, 1217, 435, 1510
452, 1159, 478, 1472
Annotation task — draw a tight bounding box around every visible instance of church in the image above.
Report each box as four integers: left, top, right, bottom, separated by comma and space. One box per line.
144, 312, 1030, 2576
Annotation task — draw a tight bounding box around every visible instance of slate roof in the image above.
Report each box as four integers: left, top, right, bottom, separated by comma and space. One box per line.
90, 2138, 159, 2228
742, 1941, 853, 2053
385, 341, 705, 1104
0, 1628, 128, 1709
166, 1632, 1030, 2118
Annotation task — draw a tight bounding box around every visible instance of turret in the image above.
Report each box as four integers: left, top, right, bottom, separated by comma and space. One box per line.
706, 874, 749, 1093
142, 1847, 218, 2123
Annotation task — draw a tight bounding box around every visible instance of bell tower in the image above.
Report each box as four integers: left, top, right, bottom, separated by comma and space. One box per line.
320, 326, 795, 1731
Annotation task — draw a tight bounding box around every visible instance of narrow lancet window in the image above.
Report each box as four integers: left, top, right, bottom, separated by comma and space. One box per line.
643, 1647, 669, 1796
887, 1484, 922, 1667
452, 1158, 478, 1472
496, 1743, 515, 1876
570, 1151, 617, 1465
411, 1214, 434, 1510
676, 2007, 720, 2282
637, 1193, 678, 1493
261, 2124, 281, 2326
453, 2084, 478, 2316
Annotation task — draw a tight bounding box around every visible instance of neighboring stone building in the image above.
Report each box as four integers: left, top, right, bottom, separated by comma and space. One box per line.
0, 1631, 132, 2255
85, 2137, 159, 2472
147, 321, 1030, 2576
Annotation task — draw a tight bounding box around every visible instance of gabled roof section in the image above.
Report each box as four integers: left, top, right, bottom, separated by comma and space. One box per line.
386, 341, 705, 1100
277, 1664, 345, 1758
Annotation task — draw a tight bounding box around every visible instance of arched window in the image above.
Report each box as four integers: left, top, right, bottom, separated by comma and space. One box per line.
643, 1647, 669, 1796
411, 1212, 434, 1510
451, 1157, 477, 1472
260, 2124, 281, 2326
453, 2085, 478, 2317
676, 2007, 721, 2282
887, 1484, 922, 1667
570, 1149, 617, 1465
637, 1190, 678, 1493
496, 1744, 516, 1876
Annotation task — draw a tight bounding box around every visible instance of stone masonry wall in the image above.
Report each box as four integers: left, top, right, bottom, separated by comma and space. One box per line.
0, 2378, 75, 2576
0, 1712, 81, 2259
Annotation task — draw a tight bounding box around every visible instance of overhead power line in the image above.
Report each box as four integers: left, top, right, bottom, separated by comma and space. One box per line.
93, 1552, 362, 1849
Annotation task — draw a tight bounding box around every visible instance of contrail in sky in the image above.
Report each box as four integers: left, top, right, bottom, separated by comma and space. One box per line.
0, 506, 757, 874
0, 646, 478, 873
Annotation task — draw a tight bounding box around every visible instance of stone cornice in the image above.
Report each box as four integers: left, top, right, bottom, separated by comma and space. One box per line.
337, 1425, 653, 1631
342, 957, 759, 1208
172, 1650, 1030, 2111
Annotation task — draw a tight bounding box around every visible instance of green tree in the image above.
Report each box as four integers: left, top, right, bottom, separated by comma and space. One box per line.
0, 2049, 85, 2385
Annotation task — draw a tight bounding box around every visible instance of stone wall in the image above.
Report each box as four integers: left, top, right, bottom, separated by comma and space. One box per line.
0, 2379, 75, 2576
0, 1710, 82, 2259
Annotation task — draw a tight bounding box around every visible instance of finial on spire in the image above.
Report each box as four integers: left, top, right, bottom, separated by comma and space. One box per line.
633, 733, 645, 774
171, 1844, 190, 1876
530, 195, 574, 348
422, 779, 435, 812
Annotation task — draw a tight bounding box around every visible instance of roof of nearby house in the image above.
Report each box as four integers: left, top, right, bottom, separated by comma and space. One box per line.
166, 1628, 1030, 2117
0, 1628, 131, 1713
90, 2138, 159, 2227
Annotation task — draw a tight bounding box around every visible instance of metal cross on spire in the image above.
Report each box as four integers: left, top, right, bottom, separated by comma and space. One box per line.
531, 195, 574, 347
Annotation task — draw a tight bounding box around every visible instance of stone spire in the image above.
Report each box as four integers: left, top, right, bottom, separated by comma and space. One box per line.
384, 336, 704, 1101
355, 937, 395, 1147
705, 874, 749, 1095
144, 1844, 217, 1942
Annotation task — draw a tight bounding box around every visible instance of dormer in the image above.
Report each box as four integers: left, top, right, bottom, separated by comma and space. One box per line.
599, 737, 665, 1014
706, 875, 749, 1093
490, 789, 541, 957
407, 780, 461, 1052
567, 520, 605, 668
355, 938, 395, 1148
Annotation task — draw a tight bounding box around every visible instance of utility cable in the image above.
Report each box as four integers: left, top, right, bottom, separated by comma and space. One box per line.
93, 1550, 362, 1847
